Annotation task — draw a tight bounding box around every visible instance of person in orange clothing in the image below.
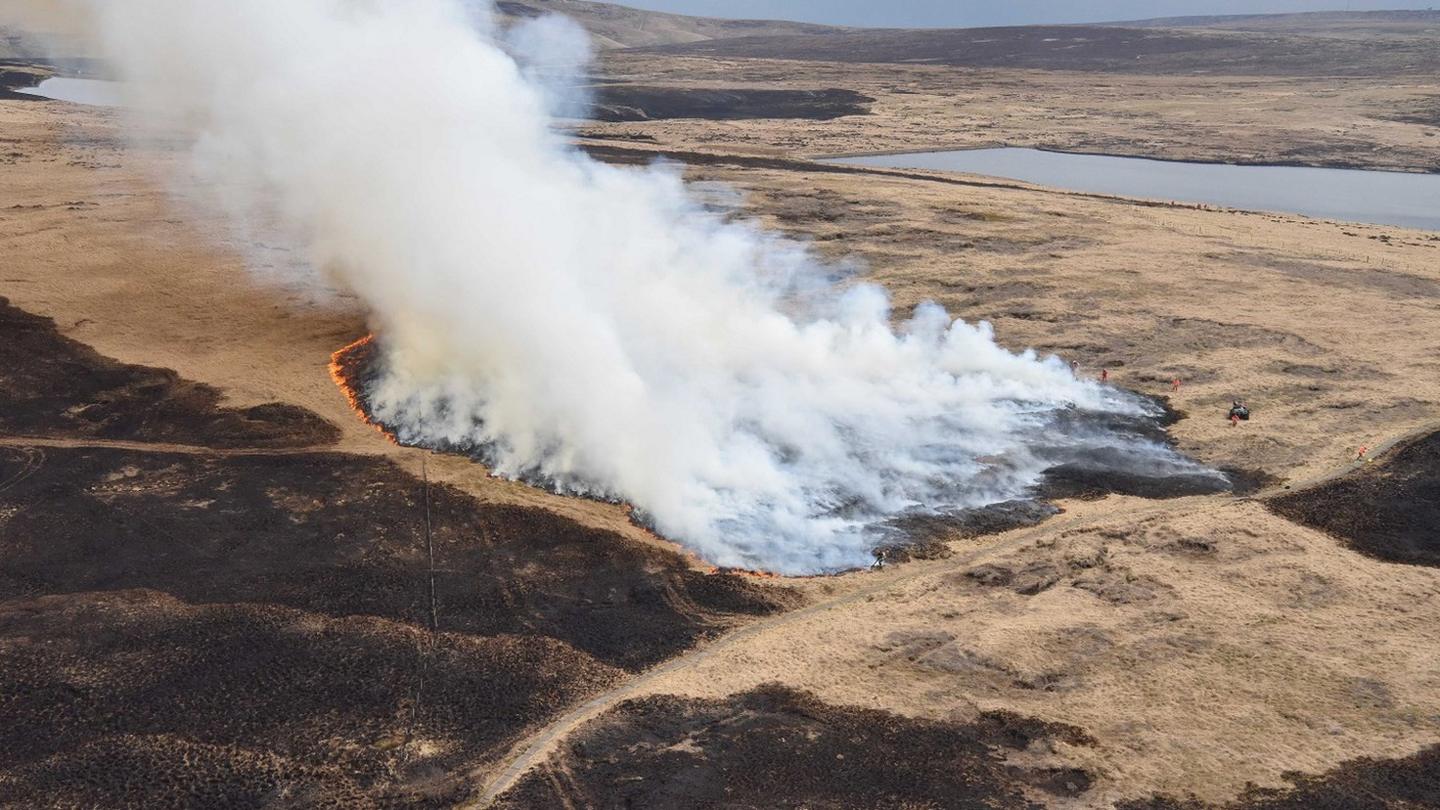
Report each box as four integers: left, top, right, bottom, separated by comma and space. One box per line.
1228, 400, 1250, 426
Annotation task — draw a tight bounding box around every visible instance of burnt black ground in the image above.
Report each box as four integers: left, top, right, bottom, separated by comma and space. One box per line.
0, 61, 46, 100
0, 299, 800, 807
0, 491, 797, 808
592, 86, 872, 122
0, 296, 339, 448
0, 591, 617, 809
8, 298, 1428, 808
494, 684, 1096, 809
632, 24, 1440, 78
0, 446, 799, 669
1118, 744, 1440, 810
1268, 430, 1440, 567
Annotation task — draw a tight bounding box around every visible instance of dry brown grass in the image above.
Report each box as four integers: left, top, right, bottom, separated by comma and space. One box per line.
2, 42, 1438, 805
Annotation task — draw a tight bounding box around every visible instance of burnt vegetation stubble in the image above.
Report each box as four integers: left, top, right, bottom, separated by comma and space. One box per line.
0, 298, 800, 806
1267, 429, 1440, 568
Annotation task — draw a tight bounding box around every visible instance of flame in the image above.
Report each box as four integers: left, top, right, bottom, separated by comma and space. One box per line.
709, 566, 785, 580
328, 333, 399, 444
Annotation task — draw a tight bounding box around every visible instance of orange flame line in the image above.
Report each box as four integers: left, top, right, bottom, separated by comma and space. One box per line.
327, 334, 399, 445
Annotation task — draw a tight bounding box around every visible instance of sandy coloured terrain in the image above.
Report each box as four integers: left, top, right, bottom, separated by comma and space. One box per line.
584, 53, 1440, 172
2, 7, 1439, 809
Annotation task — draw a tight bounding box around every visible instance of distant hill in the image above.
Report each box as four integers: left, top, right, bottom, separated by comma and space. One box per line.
495, 0, 841, 49
1114, 9, 1440, 38
6, 3, 1437, 78
631, 20, 1440, 77
505, 4, 1440, 55
0, 1, 836, 60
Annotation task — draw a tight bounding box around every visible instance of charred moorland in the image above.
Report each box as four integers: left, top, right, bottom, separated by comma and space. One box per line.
0, 299, 799, 807
495, 685, 1100, 809
1268, 430, 1440, 568
0, 296, 339, 449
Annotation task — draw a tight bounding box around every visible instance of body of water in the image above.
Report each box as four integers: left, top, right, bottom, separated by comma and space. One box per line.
827, 147, 1440, 231
17, 77, 124, 107
18, 80, 1439, 231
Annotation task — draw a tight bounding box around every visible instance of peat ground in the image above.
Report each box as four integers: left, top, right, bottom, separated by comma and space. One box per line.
0, 299, 799, 806
1118, 744, 1440, 810
0, 297, 339, 449
592, 85, 872, 123
494, 684, 1098, 809
1268, 430, 1440, 567
633, 24, 1440, 78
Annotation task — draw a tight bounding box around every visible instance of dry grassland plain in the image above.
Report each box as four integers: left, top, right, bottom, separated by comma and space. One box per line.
2, 10, 1439, 809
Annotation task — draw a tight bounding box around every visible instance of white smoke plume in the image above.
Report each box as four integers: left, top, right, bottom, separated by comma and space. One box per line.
502, 12, 596, 120
12, 0, 1224, 574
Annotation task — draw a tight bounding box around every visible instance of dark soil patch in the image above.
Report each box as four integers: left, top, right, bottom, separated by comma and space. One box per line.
0, 299, 803, 807
1223, 253, 1440, 300
592, 85, 872, 122
1268, 430, 1440, 567
494, 684, 1096, 809
0, 446, 799, 671
0, 297, 340, 448
0, 74, 41, 101
1040, 463, 1235, 501
574, 129, 659, 143
635, 25, 1440, 78
0, 62, 47, 100
1096, 317, 1325, 367
1118, 743, 1440, 809
0, 591, 614, 809
1386, 95, 1440, 128
879, 500, 1062, 554
1222, 466, 1282, 495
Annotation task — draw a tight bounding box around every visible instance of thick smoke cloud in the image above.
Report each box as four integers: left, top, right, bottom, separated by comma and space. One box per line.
13, 0, 1222, 573
503, 13, 596, 120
